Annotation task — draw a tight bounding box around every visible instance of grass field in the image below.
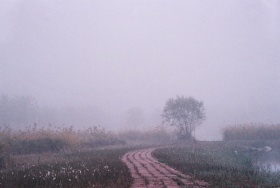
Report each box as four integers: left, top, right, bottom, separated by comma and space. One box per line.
153, 141, 280, 187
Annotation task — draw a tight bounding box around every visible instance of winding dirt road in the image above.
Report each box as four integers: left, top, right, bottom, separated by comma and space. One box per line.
122, 148, 209, 188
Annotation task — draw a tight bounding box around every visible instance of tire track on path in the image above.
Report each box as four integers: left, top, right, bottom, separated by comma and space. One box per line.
122, 148, 209, 188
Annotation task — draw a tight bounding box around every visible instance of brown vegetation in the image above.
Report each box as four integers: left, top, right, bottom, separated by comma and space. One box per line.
222, 123, 280, 141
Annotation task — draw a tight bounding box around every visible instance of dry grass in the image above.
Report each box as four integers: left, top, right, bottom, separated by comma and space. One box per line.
222, 123, 280, 141
0, 125, 124, 157
0, 124, 174, 169
118, 125, 175, 144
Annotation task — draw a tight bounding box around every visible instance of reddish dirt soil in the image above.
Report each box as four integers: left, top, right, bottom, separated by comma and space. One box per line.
122, 148, 209, 188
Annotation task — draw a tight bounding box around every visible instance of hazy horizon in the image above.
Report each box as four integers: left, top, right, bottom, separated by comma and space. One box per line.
1, 0, 280, 140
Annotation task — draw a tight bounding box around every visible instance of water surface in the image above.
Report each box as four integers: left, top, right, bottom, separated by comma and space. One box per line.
256, 149, 280, 172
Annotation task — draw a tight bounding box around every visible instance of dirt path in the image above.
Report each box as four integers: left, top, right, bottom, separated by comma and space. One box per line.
122, 148, 209, 188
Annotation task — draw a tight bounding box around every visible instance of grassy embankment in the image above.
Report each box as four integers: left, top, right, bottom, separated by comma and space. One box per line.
154, 124, 280, 187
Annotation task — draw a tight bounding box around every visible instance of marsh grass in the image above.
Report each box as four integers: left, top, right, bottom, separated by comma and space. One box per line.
0, 124, 174, 169
0, 124, 171, 187
0, 124, 176, 187
153, 142, 280, 187
0, 147, 133, 188
118, 125, 174, 144
0, 125, 124, 156
223, 123, 280, 141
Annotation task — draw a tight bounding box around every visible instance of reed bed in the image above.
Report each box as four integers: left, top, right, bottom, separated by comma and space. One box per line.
222, 123, 280, 141
118, 125, 175, 144
0, 125, 124, 155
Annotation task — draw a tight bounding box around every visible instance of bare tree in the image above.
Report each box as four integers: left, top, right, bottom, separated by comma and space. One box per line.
162, 96, 206, 140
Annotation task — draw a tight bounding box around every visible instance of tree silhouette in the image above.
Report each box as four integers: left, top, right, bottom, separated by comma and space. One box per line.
162, 96, 206, 140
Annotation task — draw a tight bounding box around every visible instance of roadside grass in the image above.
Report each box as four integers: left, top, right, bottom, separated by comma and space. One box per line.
222, 123, 280, 141
153, 142, 280, 187
0, 147, 134, 188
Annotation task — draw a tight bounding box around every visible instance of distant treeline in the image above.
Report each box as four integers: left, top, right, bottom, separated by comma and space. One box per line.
0, 95, 37, 127
0, 94, 106, 129
222, 123, 280, 140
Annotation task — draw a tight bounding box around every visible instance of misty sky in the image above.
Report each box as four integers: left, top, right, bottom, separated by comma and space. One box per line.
1, 0, 280, 140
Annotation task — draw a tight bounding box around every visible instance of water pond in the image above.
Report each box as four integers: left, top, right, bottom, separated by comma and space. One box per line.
255, 149, 280, 172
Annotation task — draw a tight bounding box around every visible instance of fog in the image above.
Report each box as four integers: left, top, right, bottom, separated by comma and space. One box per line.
1, 0, 280, 140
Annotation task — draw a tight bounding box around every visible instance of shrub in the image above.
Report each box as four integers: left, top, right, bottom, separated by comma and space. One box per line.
0, 143, 11, 169
81, 126, 126, 147
0, 144, 5, 168
9, 138, 67, 155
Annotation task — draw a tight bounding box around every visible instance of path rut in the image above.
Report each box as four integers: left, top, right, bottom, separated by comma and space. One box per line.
122, 148, 209, 188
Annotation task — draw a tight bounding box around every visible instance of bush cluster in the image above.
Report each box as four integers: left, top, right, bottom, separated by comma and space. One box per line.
9, 138, 66, 155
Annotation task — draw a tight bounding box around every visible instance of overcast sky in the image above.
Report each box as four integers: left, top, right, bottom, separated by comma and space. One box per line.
1, 0, 280, 139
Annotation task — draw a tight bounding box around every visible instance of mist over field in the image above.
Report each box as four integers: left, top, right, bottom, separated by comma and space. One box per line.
1, 0, 280, 140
